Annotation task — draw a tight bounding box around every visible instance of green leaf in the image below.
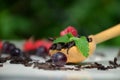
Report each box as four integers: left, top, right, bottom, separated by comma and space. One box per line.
53, 34, 89, 57
71, 36, 89, 57
53, 33, 73, 43
67, 33, 74, 38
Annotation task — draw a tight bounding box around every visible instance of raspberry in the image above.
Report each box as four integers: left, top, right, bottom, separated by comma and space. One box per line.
0, 41, 3, 50
60, 30, 68, 36
60, 26, 78, 36
23, 38, 52, 52
23, 39, 35, 52
34, 40, 45, 49
43, 41, 52, 50
35, 40, 52, 50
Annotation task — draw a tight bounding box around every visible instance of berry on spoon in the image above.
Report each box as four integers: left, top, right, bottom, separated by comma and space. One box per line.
60, 26, 78, 37
51, 52, 67, 67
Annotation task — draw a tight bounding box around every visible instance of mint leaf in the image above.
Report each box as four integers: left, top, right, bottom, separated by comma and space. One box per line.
71, 36, 89, 57
67, 33, 74, 38
53, 33, 73, 43
53, 34, 89, 57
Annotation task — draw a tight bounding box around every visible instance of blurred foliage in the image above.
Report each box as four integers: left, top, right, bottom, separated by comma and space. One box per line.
0, 0, 120, 46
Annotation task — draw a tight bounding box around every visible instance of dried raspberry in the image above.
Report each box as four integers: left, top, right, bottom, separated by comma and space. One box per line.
23, 39, 35, 52
60, 26, 78, 36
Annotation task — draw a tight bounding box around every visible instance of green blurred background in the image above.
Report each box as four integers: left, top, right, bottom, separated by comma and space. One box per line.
0, 0, 120, 46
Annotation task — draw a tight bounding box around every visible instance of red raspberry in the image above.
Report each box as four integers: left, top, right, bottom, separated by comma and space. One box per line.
60, 29, 68, 36
23, 39, 35, 52
43, 41, 52, 50
35, 40, 52, 50
0, 41, 3, 50
60, 26, 78, 36
34, 40, 45, 49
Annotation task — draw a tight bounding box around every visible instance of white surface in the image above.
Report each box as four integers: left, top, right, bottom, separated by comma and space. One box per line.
0, 47, 120, 80
0, 62, 120, 80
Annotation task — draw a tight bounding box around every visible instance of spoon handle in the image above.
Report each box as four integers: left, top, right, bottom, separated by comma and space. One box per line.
94, 24, 120, 44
